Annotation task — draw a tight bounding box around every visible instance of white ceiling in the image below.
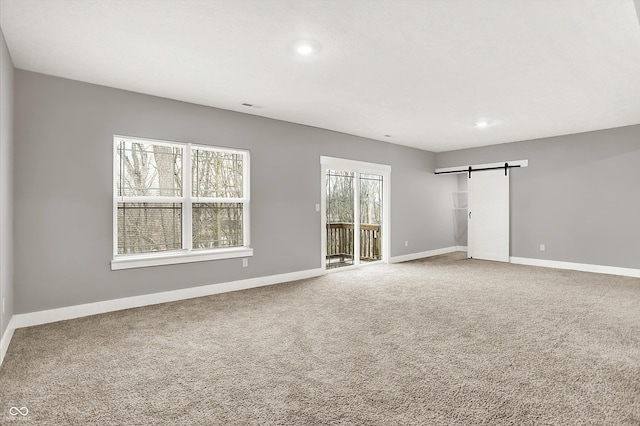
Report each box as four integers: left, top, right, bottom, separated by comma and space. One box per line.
1, 0, 640, 152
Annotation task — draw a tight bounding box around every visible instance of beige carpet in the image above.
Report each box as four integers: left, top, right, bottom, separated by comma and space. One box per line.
1, 252, 639, 425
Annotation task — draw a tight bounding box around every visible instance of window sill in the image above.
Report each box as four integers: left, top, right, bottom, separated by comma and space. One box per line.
111, 247, 254, 270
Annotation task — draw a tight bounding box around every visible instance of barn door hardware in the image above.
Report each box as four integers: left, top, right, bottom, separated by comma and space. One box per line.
435, 163, 521, 177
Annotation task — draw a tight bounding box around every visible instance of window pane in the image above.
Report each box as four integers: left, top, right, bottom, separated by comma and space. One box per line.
325, 170, 355, 269
192, 149, 243, 198
326, 170, 354, 224
360, 173, 383, 262
117, 203, 182, 254
116, 139, 182, 197
192, 203, 243, 249
360, 174, 382, 226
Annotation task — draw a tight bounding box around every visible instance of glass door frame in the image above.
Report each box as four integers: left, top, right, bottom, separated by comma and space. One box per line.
320, 156, 391, 271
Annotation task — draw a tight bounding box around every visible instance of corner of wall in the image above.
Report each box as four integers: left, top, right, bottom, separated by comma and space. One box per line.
0, 26, 16, 347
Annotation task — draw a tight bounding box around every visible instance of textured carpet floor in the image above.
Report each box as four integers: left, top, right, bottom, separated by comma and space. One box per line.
1, 252, 639, 425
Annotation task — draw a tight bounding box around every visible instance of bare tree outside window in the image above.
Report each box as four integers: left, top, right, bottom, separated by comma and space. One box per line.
191, 148, 244, 249
326, 170, 354, 224
116, 140, 183, 254
360, 174, 382, 227
115, 137, 248, 257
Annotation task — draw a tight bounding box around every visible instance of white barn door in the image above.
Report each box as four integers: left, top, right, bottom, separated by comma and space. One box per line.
468, 169, 509, 262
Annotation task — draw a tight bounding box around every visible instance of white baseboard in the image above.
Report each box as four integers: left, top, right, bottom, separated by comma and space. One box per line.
390, 246, 463, 263
1, 315, 16, 367
456, 246, 468, 252
510, 257, 640, 278
12, 267, 325, 330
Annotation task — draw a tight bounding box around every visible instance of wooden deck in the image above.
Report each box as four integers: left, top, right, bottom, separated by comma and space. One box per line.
326, 222, 381, 268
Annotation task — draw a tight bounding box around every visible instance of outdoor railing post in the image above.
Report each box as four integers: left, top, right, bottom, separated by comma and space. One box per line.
326, 223, 382, 266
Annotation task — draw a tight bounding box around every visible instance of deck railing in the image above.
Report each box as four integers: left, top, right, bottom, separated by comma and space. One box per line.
326, 223, 381, 265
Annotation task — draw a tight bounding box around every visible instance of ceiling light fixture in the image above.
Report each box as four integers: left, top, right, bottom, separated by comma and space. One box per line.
293, 39, 320, 57
475, 120, 489, 128
296, 44, 314, 55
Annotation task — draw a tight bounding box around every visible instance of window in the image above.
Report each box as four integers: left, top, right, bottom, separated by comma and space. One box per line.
112, 136, 251, 270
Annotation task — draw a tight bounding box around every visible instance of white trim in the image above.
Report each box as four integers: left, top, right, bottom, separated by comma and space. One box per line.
320, 168, 327, 269
13, 267, 325, 330
435, 159, 528, 175
243, 152, 251, 247
118, 196, 184, 203
390, 246, 462, 263
354, 170, 361, 266
0, 315, 16, 367
192, 197, 250, 203
320, 156, 391, 174
191, 144, 247, 156
114, 134, 185, 149
390, 248, 640, 278
183, 143, 192, 250
510, 257, 640, 278
111, 246, 253, 270
113, 136, 251, 268
382, 171, 391, 264
113, 140, 119, 259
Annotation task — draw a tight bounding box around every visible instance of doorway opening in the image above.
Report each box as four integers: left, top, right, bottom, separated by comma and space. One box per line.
321, 157, 390, 270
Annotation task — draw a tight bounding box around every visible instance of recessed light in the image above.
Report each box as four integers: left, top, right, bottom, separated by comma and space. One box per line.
241, 103, 253, 107
293, 40, 320, 56
384, 134, 391, 138
475, 120, 488, 128
296, 44, 314, 55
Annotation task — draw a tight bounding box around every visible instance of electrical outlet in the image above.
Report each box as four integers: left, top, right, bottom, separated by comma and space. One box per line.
540, 244, 545, 251
405, 241, 409, 247
315, 204, 320, 212
242, 258, 248, 268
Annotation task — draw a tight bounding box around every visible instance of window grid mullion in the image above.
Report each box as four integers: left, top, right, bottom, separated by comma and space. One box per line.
118, 196, 184, 203
191, 197, 247, 203
118, 140, 124, 201
184, 144, 193, 251
243, 151, 250, 246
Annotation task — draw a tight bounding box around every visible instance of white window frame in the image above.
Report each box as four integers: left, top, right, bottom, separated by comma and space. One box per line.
111, 135, 252, 270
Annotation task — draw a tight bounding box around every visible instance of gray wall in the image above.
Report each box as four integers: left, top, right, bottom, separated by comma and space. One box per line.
436, 125, 640, 269
0, 28, 14, 338
0, 28, 14, 339
14, 70, 457, 314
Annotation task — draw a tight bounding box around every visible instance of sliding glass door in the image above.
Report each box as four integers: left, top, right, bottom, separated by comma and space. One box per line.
322, 157, 390, 270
